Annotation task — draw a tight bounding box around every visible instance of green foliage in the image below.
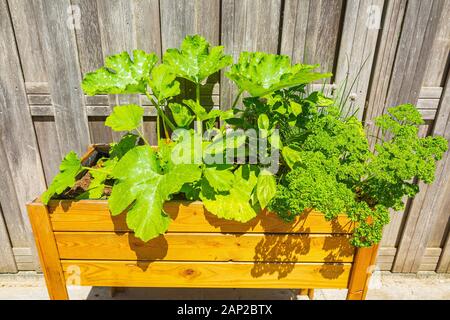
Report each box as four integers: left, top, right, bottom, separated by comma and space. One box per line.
168, 103, 194, 128
256, 170, 277, 209
105, 104, 144, 132
163, 35, 232, 84
109, 146, 201, 241
201, 165, 259, 222
45, 34, 447, 247
148, 64, 181, 102
226, 52, 332, 97
82, 50, 158, 95
41, 151, 82, 204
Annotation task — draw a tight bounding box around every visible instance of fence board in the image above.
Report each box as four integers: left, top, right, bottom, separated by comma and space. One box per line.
392, 1, 448, 272
280, 0, 343, 73
0, 205, 17, 273
365, 0, 407, 148
221, 0, 282, 109
335, 0, 384, 119
0, 0, 48, 270
39, 0, 91, 156
7, 0, 48, 83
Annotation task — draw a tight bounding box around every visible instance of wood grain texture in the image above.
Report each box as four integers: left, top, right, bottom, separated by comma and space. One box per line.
71, 0, 104, 76
47, 200, 355, 234
97, 0, 139, 142
27, 202, 68, 299
55, 232, 355, 263
38, 0, 91, 156
393, 61, 450, 273
0, 205, 17, 273
335, 0, 385, 120
7, 0, 48, 83
281, 0, 343, 72
61, 260, 351, 289
221, 0, 282, 109
437, 232, 450, 273
346, 244, 379, 300
0, 0, 48, 270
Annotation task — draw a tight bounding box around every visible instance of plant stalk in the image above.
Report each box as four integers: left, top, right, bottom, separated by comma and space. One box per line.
231, 90, 243, 109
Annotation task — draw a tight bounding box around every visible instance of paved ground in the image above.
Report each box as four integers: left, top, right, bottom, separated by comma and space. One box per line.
1, 271, 449, 300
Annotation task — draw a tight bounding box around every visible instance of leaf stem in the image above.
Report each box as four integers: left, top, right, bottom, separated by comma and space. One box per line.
82, 167, 112, 175
145, 92, 176, 131
231, 89, 243, 109
136, 127, 151, 146
195, 83, 202, 137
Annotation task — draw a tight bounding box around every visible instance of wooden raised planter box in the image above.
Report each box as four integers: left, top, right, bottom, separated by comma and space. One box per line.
26, 146, 379, 300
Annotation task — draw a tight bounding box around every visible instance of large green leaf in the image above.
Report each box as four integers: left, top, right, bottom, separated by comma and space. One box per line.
109, 146, 201, 241
168, 103, 194, 128
82, 50, 158, 95
203, 166, 234, 192
148, 64, 181, 102
105, 104, 144, 132
256, 170, 277, 209
41, 151, 82, 204
163, 35, 232, 84
282, 146, 302, 169
226, 52, 332, 97
201, 165, 259, 222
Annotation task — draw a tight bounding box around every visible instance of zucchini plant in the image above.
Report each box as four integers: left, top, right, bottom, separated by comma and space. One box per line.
42, 35, 448, 246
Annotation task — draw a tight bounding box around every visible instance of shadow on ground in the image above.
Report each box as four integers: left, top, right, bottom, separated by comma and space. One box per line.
85, 287, 300, 300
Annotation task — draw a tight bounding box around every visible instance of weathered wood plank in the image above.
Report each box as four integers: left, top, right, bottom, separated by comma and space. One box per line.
437, 231, 450, 273
423, 0, 450, 87
71, 0, 104, 76
280, 0, 343, 73
33, 117, 62, 183
62, 260, 351, 289
97, 0, 139, 142
47, 200, 355, 234
55, 232, 355, 262
132, 0, 162, 56
0, 205, 17, 273
385, 0, 443, 107
335, 0, 385, 120
365, 0, 407, 148
221, 0, 282, 109
0, 0, 48, 271
8, 0, 48, 83
393, 47, 450, 273
38, 0, 91, 156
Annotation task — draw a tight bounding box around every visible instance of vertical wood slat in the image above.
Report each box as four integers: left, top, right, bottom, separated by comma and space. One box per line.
38, 0, 91, 156
365, 0, 408, 149
392, 0, 448, 273
0, 0, 48, 270
96, 0, 137, 142
221, 0, 282, 109
7, 0, 48, 83
347, 245, 379, 300
0, 205, 17, 273
27, 202, 68, 299
335, 0, 385, 120
280, 0, 343, 73
437, 232, 450, 273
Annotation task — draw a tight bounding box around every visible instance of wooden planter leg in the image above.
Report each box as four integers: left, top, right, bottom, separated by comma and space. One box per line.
346, 245, 379, 300
298, 289, 314, 300
27, 202, 69, 300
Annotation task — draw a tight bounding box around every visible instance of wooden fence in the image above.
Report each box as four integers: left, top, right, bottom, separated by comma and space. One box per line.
0, 0, 449, 274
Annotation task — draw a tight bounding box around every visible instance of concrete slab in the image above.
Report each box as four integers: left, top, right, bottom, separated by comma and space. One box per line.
0, 271, 449, 300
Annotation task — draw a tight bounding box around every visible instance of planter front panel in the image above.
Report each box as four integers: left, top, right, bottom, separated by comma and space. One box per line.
61, 260, 352, 289
55, 232, 355, 262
